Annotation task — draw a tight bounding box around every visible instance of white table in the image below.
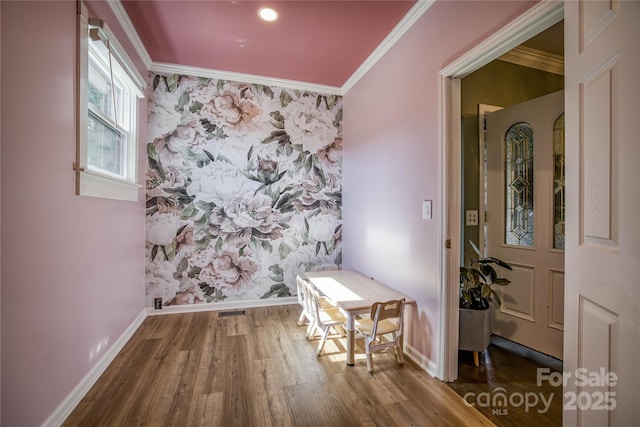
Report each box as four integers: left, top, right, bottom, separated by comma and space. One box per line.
303, 269, 413, 366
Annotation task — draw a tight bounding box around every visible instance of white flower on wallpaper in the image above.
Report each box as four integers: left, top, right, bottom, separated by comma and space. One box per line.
282, 94, 338, 154
146, 259, 180, 305
145, 73, 343, 305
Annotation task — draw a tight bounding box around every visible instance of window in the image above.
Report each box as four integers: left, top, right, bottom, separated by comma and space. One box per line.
505, 122, 534, 247
553, 113, 565, 250
76, 3, 145, 201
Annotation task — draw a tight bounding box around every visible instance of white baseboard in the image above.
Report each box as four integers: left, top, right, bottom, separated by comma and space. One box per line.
41, 308, 148, 427
405, 343, 438, 378
146, 296, 298, 316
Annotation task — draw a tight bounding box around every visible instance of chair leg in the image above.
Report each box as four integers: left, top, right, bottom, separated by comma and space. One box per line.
473, 351, 480, 367
394, 345, 405, 365
306, 320, 316, 340
366, 353, 374, 373
297, 312, 306, 326
316, 326, 329, 355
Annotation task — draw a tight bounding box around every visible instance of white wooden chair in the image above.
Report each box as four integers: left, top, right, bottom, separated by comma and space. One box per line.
296, 275, 313, 327
307, 284, 347, 355
355, 299, 406, 373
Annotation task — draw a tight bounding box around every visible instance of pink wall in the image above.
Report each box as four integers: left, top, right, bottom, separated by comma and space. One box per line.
342, 0, 537, 365
1, 1, 147, 425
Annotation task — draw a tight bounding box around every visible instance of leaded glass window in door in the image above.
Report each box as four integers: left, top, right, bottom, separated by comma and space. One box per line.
505, 122, 534, 246
553, 113, 565, 250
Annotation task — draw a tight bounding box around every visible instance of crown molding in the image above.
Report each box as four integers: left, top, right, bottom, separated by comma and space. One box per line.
150, 62, 343, 96
341, 0, 436, 94
441, 0, 564, 79
107, 0, 152, 69
109, 0, 436, 96
499, 45, 564, 75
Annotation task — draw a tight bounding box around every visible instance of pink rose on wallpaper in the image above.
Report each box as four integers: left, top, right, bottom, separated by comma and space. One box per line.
171, 284, 205, 305
195, 84, 263, 136
189, 247, 259, 292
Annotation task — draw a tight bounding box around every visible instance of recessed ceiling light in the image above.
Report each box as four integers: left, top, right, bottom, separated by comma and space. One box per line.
258, 7, 278, 22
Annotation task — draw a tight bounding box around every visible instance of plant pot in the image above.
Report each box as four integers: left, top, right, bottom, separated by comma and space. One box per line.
458, 307, 491, 352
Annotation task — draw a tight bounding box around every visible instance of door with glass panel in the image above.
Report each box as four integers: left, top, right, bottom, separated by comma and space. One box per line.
485, 90, 564, 359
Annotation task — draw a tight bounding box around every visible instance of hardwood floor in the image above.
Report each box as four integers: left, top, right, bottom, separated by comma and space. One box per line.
64, 305, 495, 426
447, 336, 563, 427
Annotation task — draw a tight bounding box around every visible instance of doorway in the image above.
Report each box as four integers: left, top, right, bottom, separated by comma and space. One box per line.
436, 1, 564, 383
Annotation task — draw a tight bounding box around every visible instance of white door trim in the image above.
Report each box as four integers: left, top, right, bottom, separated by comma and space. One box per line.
436, 0, 564, 382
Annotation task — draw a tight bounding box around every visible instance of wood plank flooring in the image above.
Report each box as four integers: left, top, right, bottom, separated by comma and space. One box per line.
64, 305, 495, 427
447, 336, 563, 427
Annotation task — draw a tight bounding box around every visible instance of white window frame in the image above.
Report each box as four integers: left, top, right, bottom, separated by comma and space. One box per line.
76, 2, 145, 201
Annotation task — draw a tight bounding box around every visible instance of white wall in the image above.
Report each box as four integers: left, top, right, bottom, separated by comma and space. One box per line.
342, 0, 538, 367
1, 1, 147, 425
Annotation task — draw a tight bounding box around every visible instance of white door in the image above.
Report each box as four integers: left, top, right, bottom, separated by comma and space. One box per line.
564, 1, 639, 426
485, 90, 564, 359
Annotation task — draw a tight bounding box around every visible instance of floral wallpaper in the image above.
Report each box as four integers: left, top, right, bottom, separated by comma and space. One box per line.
145, 73, 343, 306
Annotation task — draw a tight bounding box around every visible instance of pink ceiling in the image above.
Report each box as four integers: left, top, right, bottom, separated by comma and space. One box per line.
122, 0, 417, 87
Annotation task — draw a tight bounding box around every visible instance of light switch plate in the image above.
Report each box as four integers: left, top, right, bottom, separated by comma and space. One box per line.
422, 200, 432, 220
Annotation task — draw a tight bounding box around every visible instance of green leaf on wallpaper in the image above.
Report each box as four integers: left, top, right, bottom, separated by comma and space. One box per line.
275, 189, 303, 213
164, 240, 177, 260
305, 156, 313, 174
176, 91, 190, 111
326, 95, 337, 110
278, 241, 292, 259
316, 95, 322, 109
335, 251, 342, 266
187, 266, 202, 279
269, 264, 284, 275
247, 145, 254, 161
241, 171, 262, 183
315, 241, 322, 256
165, 74, 180, 92
200, 118, 217, 134
194, 235, 211, 252
180, 204, 198, 220
175, 256, 188, 277
216, 80, 225, 91
203, 150, 216, 162
194, 213, 211, 235
285, 143, 293, 156
151, 244, 158, 261
189, 101, 203, 114
260, 283, 291, 299
293, 151, 305, 169
147, 156, 166, 182
152, 74, 161, 91
304, 217, 310, 232
261, 239, 273, 253
215, 237, 223, 252
280, 90, 293, 107
216, 154, 232, 164
240, 87, 248, 98
334, 108, 343, 126
314, 166, 326, 186
195, 200, 216, 212
262, 85, 274, 98
293, 144, 304, 152
294, 89, 302, 98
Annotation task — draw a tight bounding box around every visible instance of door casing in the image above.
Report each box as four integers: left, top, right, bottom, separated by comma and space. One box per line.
436, 1, 564, 382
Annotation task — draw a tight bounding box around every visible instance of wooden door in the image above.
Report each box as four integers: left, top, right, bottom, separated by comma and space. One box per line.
485, 90, 564, 359
564, 1, 639, 425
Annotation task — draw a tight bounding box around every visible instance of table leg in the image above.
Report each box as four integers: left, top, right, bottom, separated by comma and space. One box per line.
346, 314, 355, 366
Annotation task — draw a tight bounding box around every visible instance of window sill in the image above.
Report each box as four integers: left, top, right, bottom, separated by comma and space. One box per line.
76, 169, 141, 202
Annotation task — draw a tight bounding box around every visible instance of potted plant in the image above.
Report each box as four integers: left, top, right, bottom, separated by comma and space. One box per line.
459, 240, 512, 365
